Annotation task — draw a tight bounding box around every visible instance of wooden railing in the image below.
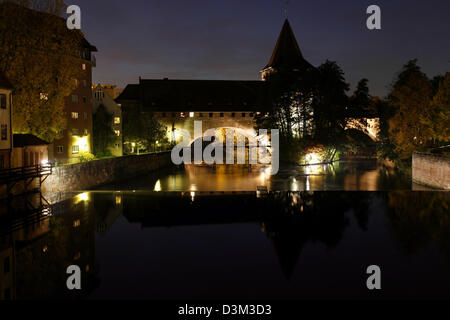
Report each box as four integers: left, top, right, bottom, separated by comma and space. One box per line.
0, 164, 53, 185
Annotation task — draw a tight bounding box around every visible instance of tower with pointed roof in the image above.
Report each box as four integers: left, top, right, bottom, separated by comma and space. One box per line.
260, 19, 314, 80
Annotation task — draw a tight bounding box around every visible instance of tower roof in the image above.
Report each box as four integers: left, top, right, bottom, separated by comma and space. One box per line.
263, 19, 313, 71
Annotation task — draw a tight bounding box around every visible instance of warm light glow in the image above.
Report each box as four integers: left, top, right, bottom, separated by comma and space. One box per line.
73, 136, 90, 153
76, 192, 89, 202
41, 160, 48, 166
154, 179, 162, 191
189, 112, 194, 118
305, 153, 321, 165
115, 196, 122, 205
190, 191, 195, 201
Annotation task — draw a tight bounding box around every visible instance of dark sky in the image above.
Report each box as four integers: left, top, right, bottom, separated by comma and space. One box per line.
75, 0, 450, 97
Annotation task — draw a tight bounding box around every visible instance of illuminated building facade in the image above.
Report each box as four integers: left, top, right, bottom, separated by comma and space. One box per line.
51, 40, 97, 164
0, 72, 13, 169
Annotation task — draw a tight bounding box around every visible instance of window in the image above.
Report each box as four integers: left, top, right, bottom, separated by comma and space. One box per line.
83, 129, 88, 136
249, 113, 254, 117
1, 124, 7, 140
82, 64, 86, 70
115, 143, 120, 148
57, 146, 63, 153
82, 96, 87, 104
71, 112, 79, 119
189, 112, 194, 118
0, 94, 6, 109
220, 113, 224, 117
0, 155, 4, 169
171, 113, 175, 118
72, 145, 79, 154
114, 117, 121, 124
242, 113, 246, 117
73, 219, 81, 227
71, 95, 78, 103
83, 80, 87, 87
209, 113, 213, 118
72, 128, 79, 136
180, 112, 185, 118
114, 130, 120, 137
231, 113, 235, 117
199, 113, 203, 117
84, 112, 88, 120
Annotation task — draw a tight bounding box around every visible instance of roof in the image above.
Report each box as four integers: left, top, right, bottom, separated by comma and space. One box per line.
263, 19, 313, 72
0, 71, 13, 90
117, 79, 266, 112
13, 134, 49, 148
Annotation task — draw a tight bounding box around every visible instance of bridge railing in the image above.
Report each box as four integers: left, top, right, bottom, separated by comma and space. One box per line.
0, 164, 53, 185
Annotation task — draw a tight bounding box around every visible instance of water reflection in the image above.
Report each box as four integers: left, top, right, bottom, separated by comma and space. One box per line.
0, 191, 449, 299
101, 160, 413, 192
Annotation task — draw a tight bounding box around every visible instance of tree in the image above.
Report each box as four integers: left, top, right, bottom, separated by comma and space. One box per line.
0, 1, 84, 142
123, 105, 168, 153
388, 59, 434, 160
313, 60, 350, 146
423, 72, 450, 143
93, 105, 116, 157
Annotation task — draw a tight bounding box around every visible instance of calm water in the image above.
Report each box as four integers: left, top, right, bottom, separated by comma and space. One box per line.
0, 161, 448, 300
101, 160, 416, 192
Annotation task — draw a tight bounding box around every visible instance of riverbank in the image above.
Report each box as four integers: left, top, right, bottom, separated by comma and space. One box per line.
0, 152, 173, 201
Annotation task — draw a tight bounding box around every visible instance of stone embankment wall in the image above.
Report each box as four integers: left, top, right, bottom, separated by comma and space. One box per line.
412, 152, 450, 190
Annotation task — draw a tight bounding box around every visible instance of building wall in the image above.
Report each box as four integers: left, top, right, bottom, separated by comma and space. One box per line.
11, 145, 48, 168
92, 85, 123, 157
155, 111, 256, 145
412, 152, 450, 190
0, 88, 12, 168
52, 60, 94, 164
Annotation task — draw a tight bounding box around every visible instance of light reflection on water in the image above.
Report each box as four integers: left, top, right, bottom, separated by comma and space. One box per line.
102, 160, 413, 192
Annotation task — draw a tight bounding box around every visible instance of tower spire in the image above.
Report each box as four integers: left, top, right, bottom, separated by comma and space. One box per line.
284, 0, 289, 19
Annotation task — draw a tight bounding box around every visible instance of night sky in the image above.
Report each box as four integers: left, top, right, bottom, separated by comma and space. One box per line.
75, 0, 450, 97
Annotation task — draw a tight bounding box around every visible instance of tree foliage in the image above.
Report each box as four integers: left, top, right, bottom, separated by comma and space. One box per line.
123, 105, 168, 153
93, 105, 116, 157
0, 1, 85, 142
388, 59, 448, 160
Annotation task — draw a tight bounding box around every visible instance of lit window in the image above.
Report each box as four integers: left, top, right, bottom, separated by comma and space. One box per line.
71, 112, 79, 119
40, 93, 48, 100
114, 117, 120, 124
72, 145, 79, 154
72, 128, 79, 136
73, 219, 81, 227
82, 64, 86, 70
83, 129, 88, 136
189, 112, 194, 118
114, 130, 120, 136
180, 112, 185, 118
